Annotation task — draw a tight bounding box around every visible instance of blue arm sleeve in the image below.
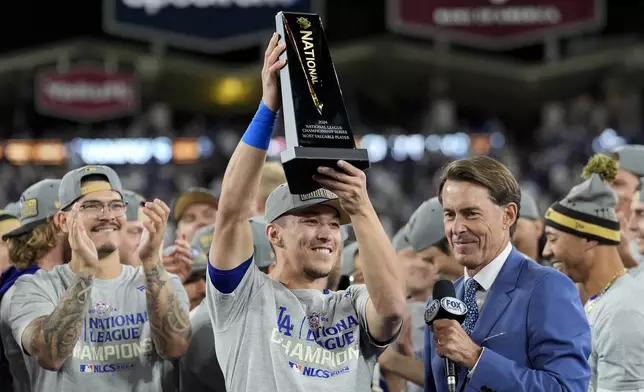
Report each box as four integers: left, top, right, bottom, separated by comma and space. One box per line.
208, 256, 253, 294
467, 272, 592, 392
240, 101, 277, 150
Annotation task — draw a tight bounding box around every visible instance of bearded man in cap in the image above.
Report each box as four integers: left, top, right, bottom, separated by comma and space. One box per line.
0, 179, 67, 392
8, 165, 191, 392
543, 154, 644, 392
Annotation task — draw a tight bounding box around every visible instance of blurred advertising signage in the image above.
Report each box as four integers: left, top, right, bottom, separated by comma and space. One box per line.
35, 67, 140, 123
3, 140, 66, 166
387, 0, 605, 50
102, 0, 322, 54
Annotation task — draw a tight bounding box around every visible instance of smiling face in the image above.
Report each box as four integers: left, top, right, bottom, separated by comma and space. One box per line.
71, 188, 126, 259
267, 204, 342, 280
441, 180, 517, 271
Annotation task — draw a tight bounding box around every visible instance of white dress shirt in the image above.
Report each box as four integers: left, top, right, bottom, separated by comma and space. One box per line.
462, 242, 513, 377
463, 242, 513, 312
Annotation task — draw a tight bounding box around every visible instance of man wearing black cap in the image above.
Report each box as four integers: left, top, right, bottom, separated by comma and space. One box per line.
206, 34, 405, 392
0, 179, 66, 392
8, 165, 191, 392
543, 154, 644, 391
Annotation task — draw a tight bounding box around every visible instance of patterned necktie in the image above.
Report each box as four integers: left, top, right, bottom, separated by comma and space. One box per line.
462, 279, 480, 335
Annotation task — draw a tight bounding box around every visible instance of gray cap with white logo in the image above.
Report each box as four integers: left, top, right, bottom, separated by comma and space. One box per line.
264, 183, 350, 225
4, 179, 61, 238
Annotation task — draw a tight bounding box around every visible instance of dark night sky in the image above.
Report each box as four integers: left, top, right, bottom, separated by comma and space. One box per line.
2, 1, 644, 64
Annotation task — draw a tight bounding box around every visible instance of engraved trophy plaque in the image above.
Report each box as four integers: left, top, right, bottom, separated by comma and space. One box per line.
276, 11, 370, 195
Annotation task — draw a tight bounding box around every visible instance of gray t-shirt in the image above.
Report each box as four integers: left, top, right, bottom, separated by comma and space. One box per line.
207, 262, 390, 392
1, 285, 34, 392
179, 300, 226, 392
9, 264, 188, 392
585, 273, 644, 392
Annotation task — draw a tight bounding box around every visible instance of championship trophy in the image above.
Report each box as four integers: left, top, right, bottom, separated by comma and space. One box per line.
275, 12, 370, 195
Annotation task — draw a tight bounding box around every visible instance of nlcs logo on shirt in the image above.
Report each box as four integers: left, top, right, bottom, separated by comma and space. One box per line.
288, 361, 350, 379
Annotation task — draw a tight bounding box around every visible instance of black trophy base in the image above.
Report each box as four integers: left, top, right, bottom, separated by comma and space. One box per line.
280, 146, 371, 195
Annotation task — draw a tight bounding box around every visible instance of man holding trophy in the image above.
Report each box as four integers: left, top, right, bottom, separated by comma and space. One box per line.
205, 11, 406, 392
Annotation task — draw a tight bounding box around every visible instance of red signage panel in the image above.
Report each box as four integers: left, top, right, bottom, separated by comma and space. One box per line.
35, 67, 140, 122
387, 0, 605, 50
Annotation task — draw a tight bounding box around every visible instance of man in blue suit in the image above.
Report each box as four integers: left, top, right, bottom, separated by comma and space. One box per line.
423, 156, 591, 392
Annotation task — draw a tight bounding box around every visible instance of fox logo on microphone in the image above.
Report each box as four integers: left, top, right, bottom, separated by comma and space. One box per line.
441, 297, 467, 315
424, 296, 468, 325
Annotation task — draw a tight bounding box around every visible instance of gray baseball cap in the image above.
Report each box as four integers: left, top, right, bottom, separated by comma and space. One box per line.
59, 165, 123, 209
408, 197, 446, 253
519, 190, 540, 221
122, 190, 146, 222
3, 202, 20, 218
190, 216, 274, 269
611, 145, 644, 177
264, 184, 350, 225
341, 241, 359, 277
4, 179, 61, 239
391, 225, 411, 252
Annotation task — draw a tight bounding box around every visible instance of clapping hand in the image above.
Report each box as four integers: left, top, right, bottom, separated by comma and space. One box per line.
67, 203, 99, 277
137, 199, 171, 264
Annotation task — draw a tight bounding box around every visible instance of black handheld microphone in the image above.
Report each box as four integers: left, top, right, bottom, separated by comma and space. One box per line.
425, 279, 468, 392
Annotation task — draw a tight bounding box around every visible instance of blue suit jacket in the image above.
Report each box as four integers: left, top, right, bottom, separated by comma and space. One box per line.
423, 248, 591, 392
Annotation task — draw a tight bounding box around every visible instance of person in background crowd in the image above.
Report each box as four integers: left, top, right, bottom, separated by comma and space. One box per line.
380, 198, 451, 392
628, 178, 644, 279
608, 145, 644, 268
180, 216, 276, 392
407, 198, 462, 282
207, 33, 405, 391
0, 179, 65, 392
163, 187, 219, 284
8, 165, 191, 392
173, 187, 218, 242
511, 190, 543, 262
0, 210, 19, 275
254, 161, 287, 216
341, 241, 363, 286
543, 154, 644, 392
119, 190, 146, 267
424, 155, 591, 392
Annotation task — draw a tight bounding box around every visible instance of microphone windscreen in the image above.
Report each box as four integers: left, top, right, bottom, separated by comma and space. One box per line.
432, 279, 456, 301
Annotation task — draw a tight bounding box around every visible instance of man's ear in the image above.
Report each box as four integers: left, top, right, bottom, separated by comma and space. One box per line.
266, 223, 284, 249
504, 202, 519, 230
54, 211, 69, 234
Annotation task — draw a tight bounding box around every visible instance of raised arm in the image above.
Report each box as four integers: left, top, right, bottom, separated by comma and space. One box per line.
138, 199, 192, 360
210, 33, 285, 273
314, 162, 406, 342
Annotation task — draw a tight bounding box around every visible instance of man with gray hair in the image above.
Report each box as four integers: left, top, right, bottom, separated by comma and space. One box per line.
543, 153, 644, 392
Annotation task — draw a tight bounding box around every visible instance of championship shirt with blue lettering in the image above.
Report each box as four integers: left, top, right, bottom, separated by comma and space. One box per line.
8, 264, 188, 392
207, 260, 392, 392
